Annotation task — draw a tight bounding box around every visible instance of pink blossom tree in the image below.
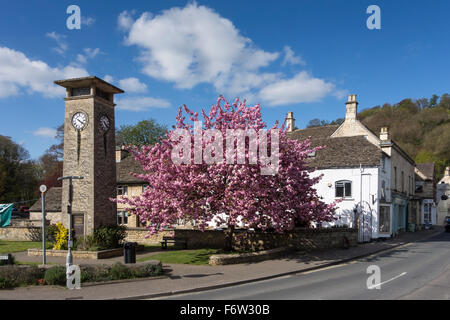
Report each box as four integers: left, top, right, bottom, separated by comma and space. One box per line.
116, 96, 338, 250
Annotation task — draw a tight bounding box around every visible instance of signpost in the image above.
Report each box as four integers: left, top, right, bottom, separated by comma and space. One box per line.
39, 185, 47, 265
57, 176, 83, 268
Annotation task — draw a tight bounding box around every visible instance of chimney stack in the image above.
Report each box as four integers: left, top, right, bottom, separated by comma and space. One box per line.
345, 94, 358, 121
380, 126, 389, 141
286, 112, 295, 132
116, 144, 129, 163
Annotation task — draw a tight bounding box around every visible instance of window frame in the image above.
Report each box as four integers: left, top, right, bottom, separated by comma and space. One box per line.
335, 180, 352, 198
117, 185, 128, 196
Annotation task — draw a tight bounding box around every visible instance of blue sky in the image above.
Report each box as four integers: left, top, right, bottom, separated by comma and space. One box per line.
0, 0, 449, 159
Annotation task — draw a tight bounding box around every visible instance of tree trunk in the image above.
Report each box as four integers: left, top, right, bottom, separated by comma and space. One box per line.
224, 224, 235, 252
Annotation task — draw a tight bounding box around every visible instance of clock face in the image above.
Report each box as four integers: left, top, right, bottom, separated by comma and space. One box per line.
72, 112, 87, 131
99, 115, 110, 132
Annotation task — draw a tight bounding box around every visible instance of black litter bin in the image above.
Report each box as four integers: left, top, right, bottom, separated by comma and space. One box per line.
123, 242, 137, 264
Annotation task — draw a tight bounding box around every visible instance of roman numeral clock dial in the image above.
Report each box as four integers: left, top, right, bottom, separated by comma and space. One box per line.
71, 111, 87, 162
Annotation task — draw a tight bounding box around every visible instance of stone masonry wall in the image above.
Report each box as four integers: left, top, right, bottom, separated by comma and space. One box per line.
124, 227, 357, 251
232, 228, 358, 252
0, 226, 40, 241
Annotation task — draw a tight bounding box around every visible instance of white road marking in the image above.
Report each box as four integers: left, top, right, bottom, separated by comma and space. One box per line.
367, 272, 407, 289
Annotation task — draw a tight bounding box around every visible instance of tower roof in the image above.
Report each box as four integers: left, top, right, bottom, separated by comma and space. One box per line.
54, 76, 124, 94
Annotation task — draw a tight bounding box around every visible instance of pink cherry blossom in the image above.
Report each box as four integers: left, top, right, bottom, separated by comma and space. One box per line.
115, 97, 338, 237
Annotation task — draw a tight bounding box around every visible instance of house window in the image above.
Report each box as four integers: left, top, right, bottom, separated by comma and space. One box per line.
307, 151, 316, 158
379, 206, 390, 233
335, 180, 352, 198
142, 184, 149, 193
117, 185, 128, 196
117, 211, 128, 225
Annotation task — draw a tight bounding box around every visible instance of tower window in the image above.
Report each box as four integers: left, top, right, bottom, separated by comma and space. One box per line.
72, 87, 90, 97
96, 88, 110, 101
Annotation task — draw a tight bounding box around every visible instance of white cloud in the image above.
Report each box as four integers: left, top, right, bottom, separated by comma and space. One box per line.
0, 46, 89, 98
81, 16, 96, 26
104, 75, 114, 83
258, 71, 335, 106
76, 48, 101, 64
33, 127, 57, 138
46, 31, 68, 55
118, 77, 147, 93
123, 4, 278, 94
282, 46, 305, 66
118, 10, 136, 31
116, 96, 170, 111
120, 3, 343, 107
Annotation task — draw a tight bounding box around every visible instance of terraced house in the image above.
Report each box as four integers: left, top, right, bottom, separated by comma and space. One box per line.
287, 94, 419, 241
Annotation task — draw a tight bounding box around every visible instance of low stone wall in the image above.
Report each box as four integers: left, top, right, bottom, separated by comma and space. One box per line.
124, 227, 357, 252
233, 228, 358, 252
125, 228, 172, 244
0, 225, 40, 241
173, 229, 226, 249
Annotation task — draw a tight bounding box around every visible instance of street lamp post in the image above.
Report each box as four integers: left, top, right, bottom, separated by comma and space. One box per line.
57, 176, 83, 267
39, 185, 47, 265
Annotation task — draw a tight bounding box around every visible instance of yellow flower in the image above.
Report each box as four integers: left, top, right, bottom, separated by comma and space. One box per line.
53, 222, 68, 250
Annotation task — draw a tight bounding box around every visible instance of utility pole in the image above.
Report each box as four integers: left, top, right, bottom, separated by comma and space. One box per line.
57, 176, 83, 267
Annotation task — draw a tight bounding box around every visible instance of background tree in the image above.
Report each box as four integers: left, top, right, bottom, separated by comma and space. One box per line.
0, 135, 39, 204
117, 97, 338, 251
36, 124, 64, 190
116, 119, 167, 148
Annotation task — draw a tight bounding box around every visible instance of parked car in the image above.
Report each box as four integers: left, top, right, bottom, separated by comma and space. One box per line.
445, 216, 450, 233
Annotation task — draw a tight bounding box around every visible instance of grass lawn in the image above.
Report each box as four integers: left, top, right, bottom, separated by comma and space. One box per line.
138, 248, 226, 265
0, 240, 52, 254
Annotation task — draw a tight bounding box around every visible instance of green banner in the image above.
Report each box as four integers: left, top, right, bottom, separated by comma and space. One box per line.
0, 204, 13, 227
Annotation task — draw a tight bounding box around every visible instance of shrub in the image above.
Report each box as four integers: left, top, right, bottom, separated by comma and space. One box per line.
78, 225, 127, 251
134, 263, 163, 278
53, 222, 68, 250
27, 223, 59, 243
0, 277, 15, 289
44, 266, 66, 286
109, 262, 132, 280
79, 265, 110, 283
0, 265, 45, 288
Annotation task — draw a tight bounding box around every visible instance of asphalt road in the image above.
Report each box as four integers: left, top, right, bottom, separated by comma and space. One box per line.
159, 231, 450, 300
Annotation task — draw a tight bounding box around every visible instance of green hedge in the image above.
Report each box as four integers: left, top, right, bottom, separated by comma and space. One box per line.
0, 262, 163, 289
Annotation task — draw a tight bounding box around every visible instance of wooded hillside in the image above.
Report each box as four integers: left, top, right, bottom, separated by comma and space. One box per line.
307, 94, 450, 180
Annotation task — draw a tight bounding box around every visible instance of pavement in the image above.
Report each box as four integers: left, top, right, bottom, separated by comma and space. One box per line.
0, 227, 443, 300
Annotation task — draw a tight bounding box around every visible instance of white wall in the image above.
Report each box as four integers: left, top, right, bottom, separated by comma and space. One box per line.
310, 164, 390, 239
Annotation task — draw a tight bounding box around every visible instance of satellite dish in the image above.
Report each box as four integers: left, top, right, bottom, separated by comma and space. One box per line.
39, 185, 47, 193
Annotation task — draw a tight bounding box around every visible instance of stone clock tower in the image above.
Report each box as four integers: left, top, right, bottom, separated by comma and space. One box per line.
55, 76, 124, 236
